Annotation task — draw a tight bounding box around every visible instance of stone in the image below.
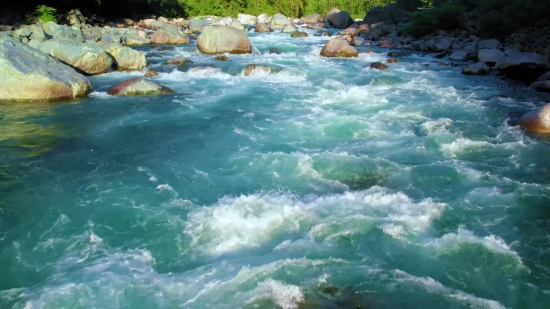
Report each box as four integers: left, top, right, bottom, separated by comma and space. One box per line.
42, 21, 84, 42
67, 9, 86, 26
340, 28, 358, 36
36, 39, 113, 75
164, 56, 189, 65
150, 29, 189, 44
477, 49, 506, 67
124, 35, 150, 45
351, 37, 365, 46
157, 16, 169, 23
367, 26, 386, 40
257, 13, 271, 24
497, 52, 550, 81
215, 55, 229, 61
327, 11, 354, 29
306, 23, 328, 30
369, 62, 389, 70
271, 13, 293, 29
301, 14, 322, 24
462, 62, 491, 75
103, 44, 146, 71
476, 39, 501, 52
449, 50, 468, 61
0, 38, 92, 101
530, 81, 550, 93
231, 21, 246, 31
188, 19, 210, 32
290, 31, 308, 38
320, 37, 358, 58
537, 71, 550, 81
282, 24, 297, 33
432, 38, 452, 52
144, 68, 159, 77
238, 13, 257, 25
255, 23, 273, 33
108, 77, 173, 95
197, 26, 252, 54
518, 103, 550, 133
243, 64, 274, 76
387, 58, 398, 64
323, 8, 340, 23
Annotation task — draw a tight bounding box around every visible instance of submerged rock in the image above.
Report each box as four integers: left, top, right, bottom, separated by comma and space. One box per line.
164, 56, 189, 65
243, 64, 274, 76
387, 58, 398, 64
291, 31, 308, 38
370, 62, 389, 70
215, 55, 229, 61
0, 38, 92, 101
143, 68, 159, 77
102, 44, 146, 71
197, 26, 252, 54
36, 40, 113, 75
462, 62, 491, 75
108, 77, 174, 95
320, 37, 358, 58
518, 103, 550, 133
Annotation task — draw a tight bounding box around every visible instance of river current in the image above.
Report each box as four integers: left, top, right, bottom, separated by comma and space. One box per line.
1, 28, 550, 309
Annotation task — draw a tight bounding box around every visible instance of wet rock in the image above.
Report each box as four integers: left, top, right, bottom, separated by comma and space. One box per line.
215, 55, 229, 61
143, 68, 159, 77
124, 35, 150, 45
449, 50, 467, 61
327, 11, 354, 29
322, 32, 330, 37
146, 53, 162, 58
518, 103, 550, 133
103, 44, 146, 71
530, 81, 550, 93
257, 13, 271, 24
387, 58, 398, 64
291, 31, 308, 38
340, 28, 358, 36
164, 56, 189, 65
243, 64, 274, 76
0, 38, 92, 101
320, 37, 358, 58
36, 40, 113, 75
197, 26, 252, 54
301, 14, 322, 24
369, 62, 389, 70
282, 24, 297, 33
351, 37, 365, 46
321, 286, 340, 296
387, 51, 401, 57
108, 77, 174, 95
478, 49, 506, 67
271, 13, 293, 29
238, 13, 257, 25
431, 38, 453, 52
150, 29, 189, 45
497, 52, 550, 81
267, 48, 284, 54
476, 39, 502, 52
255, 23, 273, 33
306, 23, 328, 30
462, 62, 491, 75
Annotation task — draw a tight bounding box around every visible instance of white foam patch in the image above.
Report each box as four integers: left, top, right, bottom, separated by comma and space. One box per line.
422, 118, 453, 134
441, 138, 525, 158
89, 92, 112, 98
393, 270, 506, 309
248, 279, 305, 309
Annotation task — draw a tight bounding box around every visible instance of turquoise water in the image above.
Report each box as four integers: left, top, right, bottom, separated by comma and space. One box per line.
2, 29, 550, 309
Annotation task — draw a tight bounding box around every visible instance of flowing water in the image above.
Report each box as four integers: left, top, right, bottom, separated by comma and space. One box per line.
1, 28, 550, 309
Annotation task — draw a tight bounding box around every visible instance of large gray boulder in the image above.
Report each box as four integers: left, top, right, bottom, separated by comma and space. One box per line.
102, 44, 146, 71
238, 13, 257, 25
462, 62, 491, 75
497, 52, 550, 81
282, 24, 297, 33
530, 81, 550, 93
108, 77, 174, 96
257, 13, 271, 24
41, 21, 84, 42
197, 26, 252, 54
320, 36, 358, 58
189, 18, 210, 32
270, 13, 293, 29
450, 50, 468, 61
328, 11, 353, 29
67, 9, 86, 26
518, 103, 550, 133
478, 49, 506, 67
476, 39, 501, 52
150, 28, 189, 44
36, 39, 113, 75
0, 38, 92, 101
431, 38, 453, 52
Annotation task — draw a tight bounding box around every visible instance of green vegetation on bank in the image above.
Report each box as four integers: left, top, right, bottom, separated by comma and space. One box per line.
26, 5, 57, 23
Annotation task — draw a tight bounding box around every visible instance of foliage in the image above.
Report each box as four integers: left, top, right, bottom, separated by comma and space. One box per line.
28, 5, 57, 23
404, 3, 463, 37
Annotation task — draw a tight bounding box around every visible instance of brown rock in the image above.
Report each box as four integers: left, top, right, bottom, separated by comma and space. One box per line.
108, 77, 174, 96
164, 56, 189, 65
215, 55, 229, 61
369, 62, 389, 70
320, 37, 358, 58
387, 58, 398, 64
144, 69, 158, 77
255, 23, 273, 33
518, 103, 550, 133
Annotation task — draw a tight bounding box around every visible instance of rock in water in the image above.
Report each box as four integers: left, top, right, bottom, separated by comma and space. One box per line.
0, 38, 92, 101
150, 29, 189, 45
282, 24, 297, 33
36, 39, 113, 75
197, 26, 252, 54
270, 13, 293, 29
290, 31, 308, 38
243, 64, 273, 76
164, 56, 189, 65
370, 62, 389, 70
108, 77, 174, 96
143, 69, 159, 77
518, 103, 550, 133
530, 81, 550, 93
215, 55, 229, 61
102, 44, 146, 71
255, 23, 273, 33
387, 58, 398, 64
462, 62, 491, 75
497, 52, 550, 81
327, 11, 354, 29
320, 37, 358, 58
478, 49, 506, 67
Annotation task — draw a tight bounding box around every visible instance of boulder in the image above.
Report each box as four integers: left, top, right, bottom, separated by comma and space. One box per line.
238, 13, 257, 25
36, 40, 113, 75
215, 55, 229, 61
320, 37, 358, 58
476, 39, 501, 52
41, 21, 84, 42
197, 26, 252, 54
164, 56, 189, 65
243, 64, 274, 76
108, 77, 174, 96
282, 24, 297, 33
124, 35, 150, 45
462, 62, 491, 75
370, 62, 389, 70
518, 103, 550, 133
12, 24, 47, 43
323, 8, 340, 23
449, 50, 467, 61
150, 29, 189, 44
351, 36, 364, 46
103, 44, 146, 71
257, 13, 271, 24
231, 21, 246, 31
327, 11, 354, 29
367, 26, 387, 40
431, 38, 452, 52
143, 68, 159, 77
387, 58, 398, 63
255, 23, 273, 33
530, 81, 550, 93
189, 19, 210, 32
290, 31, 308, 38
306, 23, 328, 30
497, 52, 550, 81
341, 28, 358, 36
301, 14, 322, 24
271, 13, 293, 29
157, 16, 169, 23
537, 71, 550, 81
0, 38, 92, 101
67, 9, 86, 26
477, 49, 505, 67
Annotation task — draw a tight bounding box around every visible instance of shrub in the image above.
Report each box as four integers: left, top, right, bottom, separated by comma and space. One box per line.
404, 3, 465, 37
404, 10, 438, 37
27, 5, 57, 23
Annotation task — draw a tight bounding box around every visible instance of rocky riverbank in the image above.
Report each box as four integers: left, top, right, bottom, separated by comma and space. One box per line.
1, 7, 550, 132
